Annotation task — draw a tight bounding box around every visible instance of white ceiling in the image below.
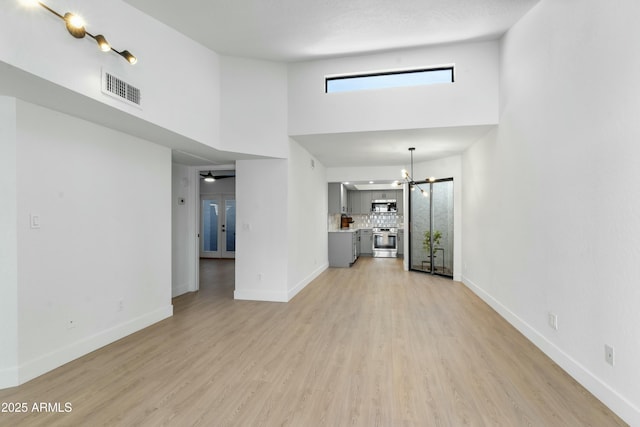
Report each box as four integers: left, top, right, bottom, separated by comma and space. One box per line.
122, 0, 539, 167
124, 0, 539, 63
293, 125, 495, 167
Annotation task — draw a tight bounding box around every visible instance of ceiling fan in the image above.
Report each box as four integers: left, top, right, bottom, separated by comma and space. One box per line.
199, 171, 235, 182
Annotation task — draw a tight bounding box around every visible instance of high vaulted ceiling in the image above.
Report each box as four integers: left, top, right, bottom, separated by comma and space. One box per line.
124, 0, 539, 62
123, 0, 540, 168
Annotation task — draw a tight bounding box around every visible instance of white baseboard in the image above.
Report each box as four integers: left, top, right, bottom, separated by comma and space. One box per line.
287, 263, 328, 301
233, 288, 288, 302
461, 275, 639, 426
16, 305, 173, 387
172, 282, 190, 298
234, 263, 329, 303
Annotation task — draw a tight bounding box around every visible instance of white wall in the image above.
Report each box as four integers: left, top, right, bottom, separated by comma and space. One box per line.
13, 100, 173, 386
326, 165, 405, 183
462, 0, 640, 424
172, 163, 197, 298
220, 56, 289, 158
0, 0, 220, 147
287, 140, 329, 300
235, 146, 327, 302
234, 159, 289, 302
220, 55, 330, 302
288, 41, 499, 136
0, 97, 19, 387
200, 176, 236, 195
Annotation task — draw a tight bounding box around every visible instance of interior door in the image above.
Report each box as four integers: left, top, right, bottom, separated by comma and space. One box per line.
409, 178, 453, 277
409, 184, 431, 272
431, 180, 453, 276
201, 195, 221, 258
200, 194, 236, 259
221, 196, 236, 258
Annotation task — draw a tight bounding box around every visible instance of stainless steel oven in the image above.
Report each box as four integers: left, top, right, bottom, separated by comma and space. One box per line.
372, 227, 398, 257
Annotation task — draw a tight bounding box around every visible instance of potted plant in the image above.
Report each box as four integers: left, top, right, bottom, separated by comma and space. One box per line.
423, 230, 442, 255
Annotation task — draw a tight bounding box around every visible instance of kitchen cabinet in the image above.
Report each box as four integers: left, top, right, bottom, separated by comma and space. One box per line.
328, 183, 347, 214
328, 231, 358, 267
372, 190, 396, 200
360, 229, 373, 255
360, 191, 372, 213
397, 189, 404, 215
398, 229, 404, 257
343, 189, 405, 215
347, 190, 361, 214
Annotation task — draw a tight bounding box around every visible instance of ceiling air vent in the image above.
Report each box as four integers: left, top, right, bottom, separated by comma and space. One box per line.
101, 70, 141, 108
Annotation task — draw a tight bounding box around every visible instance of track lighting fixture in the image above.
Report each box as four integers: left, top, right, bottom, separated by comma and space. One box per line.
94, 34, 111, 52
63, 12, 85, 38
21, 0, 137, 65
119, 50, 137, 65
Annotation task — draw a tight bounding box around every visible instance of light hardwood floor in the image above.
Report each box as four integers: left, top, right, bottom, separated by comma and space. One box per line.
0, 258, 627, 426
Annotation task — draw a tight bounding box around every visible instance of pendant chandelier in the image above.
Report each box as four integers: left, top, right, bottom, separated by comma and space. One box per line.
401, 147, 435, 197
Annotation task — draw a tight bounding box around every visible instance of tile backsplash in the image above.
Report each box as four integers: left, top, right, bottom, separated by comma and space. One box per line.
328, 213, 404, 231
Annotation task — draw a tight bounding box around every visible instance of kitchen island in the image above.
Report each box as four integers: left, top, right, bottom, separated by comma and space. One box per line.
328, 229, 360, 267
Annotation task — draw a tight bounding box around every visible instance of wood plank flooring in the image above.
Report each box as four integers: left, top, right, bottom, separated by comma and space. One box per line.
0, 257, 627, 426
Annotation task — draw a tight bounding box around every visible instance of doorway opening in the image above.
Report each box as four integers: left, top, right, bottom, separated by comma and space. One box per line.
192, 166, 236, 295
197, 168, 236, 260
408, 178, 454, 278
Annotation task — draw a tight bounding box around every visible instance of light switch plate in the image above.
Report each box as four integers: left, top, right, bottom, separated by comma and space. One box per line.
30, 214, 41, 229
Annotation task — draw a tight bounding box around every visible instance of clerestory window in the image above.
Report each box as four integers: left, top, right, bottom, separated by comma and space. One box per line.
325, 66, 454, 93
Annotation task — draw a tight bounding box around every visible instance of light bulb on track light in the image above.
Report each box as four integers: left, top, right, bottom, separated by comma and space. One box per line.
94, 34, 111, 52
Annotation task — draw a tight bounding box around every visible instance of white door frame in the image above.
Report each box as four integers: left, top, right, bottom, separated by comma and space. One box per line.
191, 165, 236, 292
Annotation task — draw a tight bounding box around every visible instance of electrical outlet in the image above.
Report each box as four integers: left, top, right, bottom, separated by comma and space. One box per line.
548, 312, 558, 330
117, 300, 124, 312
605, 344, 615, 366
